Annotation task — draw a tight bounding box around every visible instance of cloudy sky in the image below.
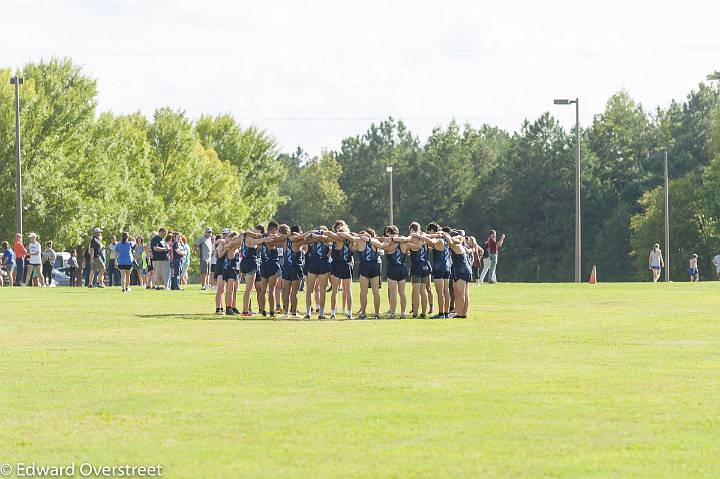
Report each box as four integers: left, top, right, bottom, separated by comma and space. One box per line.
2, 0, 719, 156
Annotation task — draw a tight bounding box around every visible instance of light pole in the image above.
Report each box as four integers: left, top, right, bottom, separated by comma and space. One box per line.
650, 150, 670, 282
10, 74, 24, 236
554, 98, 581, 282
386, 166, 394, 225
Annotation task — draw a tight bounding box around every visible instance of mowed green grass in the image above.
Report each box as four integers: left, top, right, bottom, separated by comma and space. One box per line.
1, 282, 719, 478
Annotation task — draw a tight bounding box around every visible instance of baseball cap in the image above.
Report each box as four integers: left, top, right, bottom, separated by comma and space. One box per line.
222, 228, 230, 235
93, 227, 103, 234
204, 227, 213, 233
28, 232, 37, 239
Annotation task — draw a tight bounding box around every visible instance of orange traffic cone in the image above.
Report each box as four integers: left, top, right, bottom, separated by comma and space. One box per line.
588, 265, 597, 284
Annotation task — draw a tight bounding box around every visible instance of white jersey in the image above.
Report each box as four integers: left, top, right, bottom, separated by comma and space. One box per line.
28, 241, 42, 265
649, 250, 662, 268
713, 255, 720, 271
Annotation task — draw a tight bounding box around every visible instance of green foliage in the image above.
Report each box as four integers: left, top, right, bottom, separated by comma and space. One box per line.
0, 59, 285, 255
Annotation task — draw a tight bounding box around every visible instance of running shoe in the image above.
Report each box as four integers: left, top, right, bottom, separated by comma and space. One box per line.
358, 313, 367, 320
215, 308, 224, 315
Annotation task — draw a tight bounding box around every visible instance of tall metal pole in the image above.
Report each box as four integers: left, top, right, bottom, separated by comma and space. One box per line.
574, 98, 581, 283
388, 166, 394, 225
664, 151, 670, 282
10, 75, 24, 236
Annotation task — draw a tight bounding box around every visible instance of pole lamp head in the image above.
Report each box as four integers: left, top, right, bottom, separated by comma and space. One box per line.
10, 76, 24, 85
386, 166, 393, 173
554, 99, 571, 105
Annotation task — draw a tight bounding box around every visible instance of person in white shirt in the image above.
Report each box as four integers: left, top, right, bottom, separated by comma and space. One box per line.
648, 243, 664, 283
25, 232, 45, 287
712, 253, 720, 281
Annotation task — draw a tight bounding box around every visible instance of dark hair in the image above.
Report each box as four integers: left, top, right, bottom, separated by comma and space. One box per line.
1, 241, 8, 249
409, 221, 420, 233
364, 228, 376, 238
426, 222, 439, 233
46, 240, 53, 247
489, 229, 497, 236
441, 226, 452, 233
268, 220, 279, 231
215, 234, 221, 240
386, 225, 399, 235
121, 232, 129, 242
291, 224, 302, 234
255, 224, 266, 235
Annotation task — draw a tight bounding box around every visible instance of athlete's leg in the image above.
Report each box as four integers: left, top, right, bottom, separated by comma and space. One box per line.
242, 273, 255, 313
454, 279, 467, 317
290, 279, 301, 315
257, 277, 268, 313
411, 282, 420, 316
398, 280, 407, 315
330, 275, 340, 315
420, 277, 429, 315
267, 274, 279, 315
433, 278, 445, 314
370, 276, 381, 316
359, 275, 369, 316
342, 277, 352, 317
387, 279, 398, 316
317, 273, 329, 316
305, 273, 317, 316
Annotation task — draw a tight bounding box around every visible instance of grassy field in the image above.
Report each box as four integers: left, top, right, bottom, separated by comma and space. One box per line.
1, 282, 719, 478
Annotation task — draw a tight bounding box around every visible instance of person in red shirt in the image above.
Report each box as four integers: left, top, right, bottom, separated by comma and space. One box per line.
13, 233, 28, 286
486, 230, 505, 284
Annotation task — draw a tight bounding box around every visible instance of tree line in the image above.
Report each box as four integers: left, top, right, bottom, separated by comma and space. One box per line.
2, 58, 719, 281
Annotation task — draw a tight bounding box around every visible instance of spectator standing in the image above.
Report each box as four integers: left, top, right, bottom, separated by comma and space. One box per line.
194, 228, 213, 290
67, 250, 79, 286
180, 235, 190, 285
485, 230, 505, 284
13, 233, 27, 286
170, 231, 186, 291
2, 241, 16, 286
25, 233, 44, 287
42, 241, 57, 286
88, 227, 106, 288
688, 254, 700, 282
107, 235, 120, 287
115, 232, 135, 292
478, 238, 491, 284
648, 243, 664, 282
133, 236, 145, 287
713, 252, 720, 281
150, 228, 170, 290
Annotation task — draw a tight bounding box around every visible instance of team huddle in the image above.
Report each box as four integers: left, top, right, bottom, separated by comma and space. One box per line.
212, 220, 484, 320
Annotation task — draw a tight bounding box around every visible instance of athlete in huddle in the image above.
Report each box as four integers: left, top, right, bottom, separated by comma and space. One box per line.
382, 225, 410, 319
277, 224, 307, 318
304, 225, 332, 319
258, 221, 281, 317
326, 220, 356, 320
219, 232, 241, 315
406, 222, 432, 318
213, 233, 228, 315
237, 225, 265, 316
444, 230, 474, 318
415, 222, 452, 319
355, 228, 384, 319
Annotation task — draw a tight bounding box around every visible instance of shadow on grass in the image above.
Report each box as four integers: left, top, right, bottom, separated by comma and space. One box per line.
136, 313, 306, 321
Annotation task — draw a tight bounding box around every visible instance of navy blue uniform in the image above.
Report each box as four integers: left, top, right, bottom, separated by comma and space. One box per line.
410, 243, 432, 282
260, 242, 280, 279
359, 241, 381, 279
386, 244, 409, 282
307, 236, 330, 274
432, 238, 452, 280
223, 253, 239, 281
451, 248, 472, 283
215, 251, 226, 280
239, 234, 259, 275
281, 238, 304, 281
330, 239, 352, 280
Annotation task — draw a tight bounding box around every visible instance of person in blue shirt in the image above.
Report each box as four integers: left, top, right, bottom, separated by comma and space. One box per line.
115, 232, 135, 292
2, 241, 15, 287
